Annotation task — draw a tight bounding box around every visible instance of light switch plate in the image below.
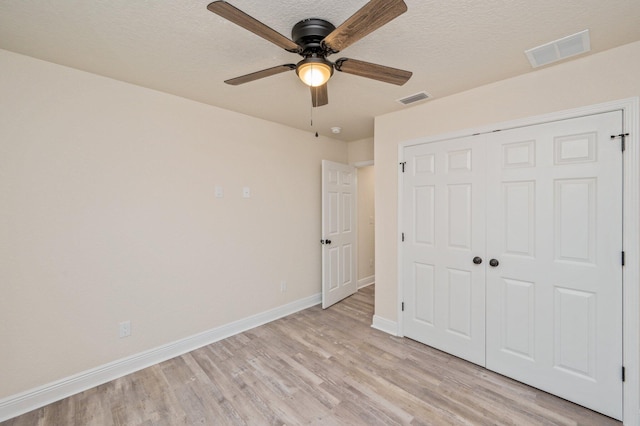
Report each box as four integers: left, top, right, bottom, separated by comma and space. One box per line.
243, 187, 251, 198
215, 185, 224, 198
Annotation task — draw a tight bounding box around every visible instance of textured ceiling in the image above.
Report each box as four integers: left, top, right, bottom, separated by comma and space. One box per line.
1, 1, 640, 141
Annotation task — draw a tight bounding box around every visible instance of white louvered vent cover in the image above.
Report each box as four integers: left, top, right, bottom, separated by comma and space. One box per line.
397, 91, 431, 106
525, 29, 591, 68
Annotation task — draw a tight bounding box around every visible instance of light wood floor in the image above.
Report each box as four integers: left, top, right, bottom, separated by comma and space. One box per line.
3, 286, 621, 425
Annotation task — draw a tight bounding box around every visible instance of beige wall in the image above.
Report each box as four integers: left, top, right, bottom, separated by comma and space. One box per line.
0, 49, 347, 398
374, 40, 640, 321
347, 137, 374, 165
357, 166, 375, 284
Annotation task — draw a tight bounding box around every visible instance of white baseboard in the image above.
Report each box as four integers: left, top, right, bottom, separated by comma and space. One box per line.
357, 275, 375, 289
371, 315, 398, 336
0, 293, 321, 422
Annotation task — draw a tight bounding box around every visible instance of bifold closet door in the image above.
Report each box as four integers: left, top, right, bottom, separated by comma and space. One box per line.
402, 135, 487, 366
484, 111, 623, 420
402, 110, 623, 419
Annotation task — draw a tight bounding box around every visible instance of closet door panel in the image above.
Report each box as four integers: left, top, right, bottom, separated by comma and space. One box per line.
485, 111, 623, 420
403, 135, 486, 366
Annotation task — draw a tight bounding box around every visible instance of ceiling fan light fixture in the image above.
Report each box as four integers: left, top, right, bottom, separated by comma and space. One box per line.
208, 0, 412, 107
296, 58, 333, 87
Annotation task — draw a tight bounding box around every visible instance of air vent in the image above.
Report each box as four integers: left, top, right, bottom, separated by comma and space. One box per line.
397, 91, 431, 106
525, 29, 591, 68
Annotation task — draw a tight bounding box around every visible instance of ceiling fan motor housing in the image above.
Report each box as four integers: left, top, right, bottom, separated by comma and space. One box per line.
292, 19, 336, 55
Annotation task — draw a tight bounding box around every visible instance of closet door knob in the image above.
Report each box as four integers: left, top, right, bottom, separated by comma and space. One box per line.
473, 256, 483, 265
489, 259, 499, 267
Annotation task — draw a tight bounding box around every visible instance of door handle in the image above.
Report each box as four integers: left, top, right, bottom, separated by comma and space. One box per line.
473, 256, 483, 265
489, 259, 499, 267
321, 239, 332, 245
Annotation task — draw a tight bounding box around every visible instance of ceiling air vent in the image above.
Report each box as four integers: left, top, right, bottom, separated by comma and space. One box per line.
397, 91, 431, 106
525, 29, 591, 68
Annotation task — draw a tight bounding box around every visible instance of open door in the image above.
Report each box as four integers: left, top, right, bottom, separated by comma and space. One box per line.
321, 160, 357, 308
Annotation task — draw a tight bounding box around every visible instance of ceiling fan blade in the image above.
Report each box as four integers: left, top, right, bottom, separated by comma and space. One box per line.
311, 84, 329, 107
225, 64, 296, 85
322, 0, 407, 53
335, 58, 412, 86
207, 1, 300, 52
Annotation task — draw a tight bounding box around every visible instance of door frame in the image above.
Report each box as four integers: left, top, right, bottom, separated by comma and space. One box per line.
353, 160, 375, 289
396, 97, 639, 424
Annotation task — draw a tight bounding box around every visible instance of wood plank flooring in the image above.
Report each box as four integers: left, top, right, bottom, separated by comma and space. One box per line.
3, 286, 621, 425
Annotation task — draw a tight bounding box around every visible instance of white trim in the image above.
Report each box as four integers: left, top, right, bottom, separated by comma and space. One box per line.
358, 275, 375, 289
396, 97, 639, 425
371, 315, 399, 336
622, 97, 640, 426
353, 160, 374, 168
0, 293, 321, 423
397, 143, 406, 337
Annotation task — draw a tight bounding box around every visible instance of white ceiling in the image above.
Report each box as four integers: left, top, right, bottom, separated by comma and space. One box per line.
1, 1, 640, 141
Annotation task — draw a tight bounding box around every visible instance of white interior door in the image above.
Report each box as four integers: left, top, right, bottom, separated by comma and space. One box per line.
401, 110, 623, 419
485, 111, 623, 419
402, 135, 487, 365
322, 160, 357, 309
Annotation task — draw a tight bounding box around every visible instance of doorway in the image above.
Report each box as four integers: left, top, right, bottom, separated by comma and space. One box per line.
321, 160, 376, 308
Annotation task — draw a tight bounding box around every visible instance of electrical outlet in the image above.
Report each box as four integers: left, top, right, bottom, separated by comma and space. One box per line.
280, 281, 287, 293
119, 320, 131, 338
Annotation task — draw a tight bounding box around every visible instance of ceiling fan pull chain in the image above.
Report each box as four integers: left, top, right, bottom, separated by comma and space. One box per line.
311, 103, 316, 137
310, 107, 318, 138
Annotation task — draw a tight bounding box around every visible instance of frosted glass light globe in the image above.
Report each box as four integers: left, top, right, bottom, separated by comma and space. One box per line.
297, 60, 333, 87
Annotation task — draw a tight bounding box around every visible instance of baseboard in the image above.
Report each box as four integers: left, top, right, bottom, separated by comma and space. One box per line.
371, 315, 398, 336
357, 275, 375, 289
0, 293, 321, 422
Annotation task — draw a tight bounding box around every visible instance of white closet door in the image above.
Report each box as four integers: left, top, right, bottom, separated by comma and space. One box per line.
484, 111, 623, 419
402, 135, 487, 366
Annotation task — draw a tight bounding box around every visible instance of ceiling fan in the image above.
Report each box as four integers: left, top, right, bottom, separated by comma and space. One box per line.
207, 0, 412, 107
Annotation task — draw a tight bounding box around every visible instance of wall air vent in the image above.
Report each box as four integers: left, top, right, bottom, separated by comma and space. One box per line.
397, 91, 431, 106
525, 29, 591, 68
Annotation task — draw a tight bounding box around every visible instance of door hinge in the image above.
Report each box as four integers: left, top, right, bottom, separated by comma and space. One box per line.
401, 232, 405, 242
400, 162, 406, 173
622, 366, 626, 382
611, 133, 629, 152
402, 302, 405, 312
622, 251, 626, 266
